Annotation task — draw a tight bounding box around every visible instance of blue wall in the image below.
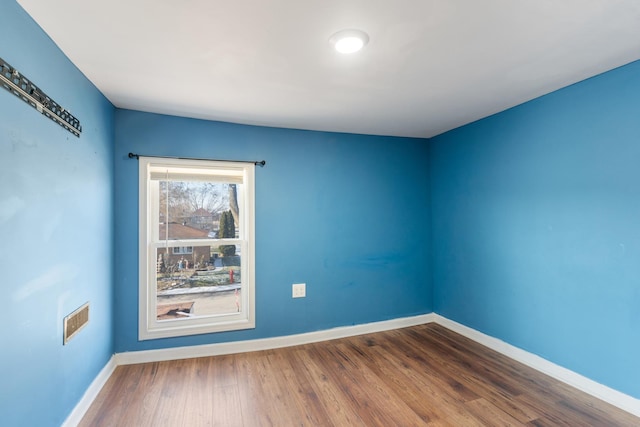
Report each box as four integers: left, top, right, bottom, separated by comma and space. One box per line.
430, 60, 640, 398
0, 1, 115, 425
114, 110, 432, 352
6, 0, 640, 418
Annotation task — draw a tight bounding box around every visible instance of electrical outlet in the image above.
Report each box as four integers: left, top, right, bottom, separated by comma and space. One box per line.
292, 283, 306, 298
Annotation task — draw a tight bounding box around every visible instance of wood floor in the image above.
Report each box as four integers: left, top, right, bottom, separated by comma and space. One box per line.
80, 324, 639, 426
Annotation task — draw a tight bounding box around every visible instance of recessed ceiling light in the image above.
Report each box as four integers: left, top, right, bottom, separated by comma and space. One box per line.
329, 29, 369, 54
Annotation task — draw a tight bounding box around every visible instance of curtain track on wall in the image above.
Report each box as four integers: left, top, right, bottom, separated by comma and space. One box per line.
0, 57, 82, 137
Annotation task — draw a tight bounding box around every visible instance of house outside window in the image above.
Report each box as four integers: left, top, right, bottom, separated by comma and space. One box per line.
138, 157, 255, 339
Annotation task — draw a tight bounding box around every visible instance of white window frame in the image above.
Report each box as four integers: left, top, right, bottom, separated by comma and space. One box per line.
138, 157, 255, 340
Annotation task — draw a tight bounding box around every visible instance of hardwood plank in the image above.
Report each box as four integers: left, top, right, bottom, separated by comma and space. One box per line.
209, 354, 239, 388
405, 327, 541, 423
116, 362, 167, 427
368, 331, 518, 426
320, 341, 428, 426
78, 363, 147, 427
80, 324, 640, 426
245, 350, 310, 427
368, 327, 537, 424
146, 359, 192, 426
350, 335, 476, 423
211, 385, 243, 427
235, 352, 278, 427
289, 346, 366, 426
464, 398, 526, 426
267, 348, 334, 426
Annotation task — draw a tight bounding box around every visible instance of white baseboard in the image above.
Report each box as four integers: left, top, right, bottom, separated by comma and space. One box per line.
62, 355, 117, 427
432, 314, 640, 418
115, 313, 436, 365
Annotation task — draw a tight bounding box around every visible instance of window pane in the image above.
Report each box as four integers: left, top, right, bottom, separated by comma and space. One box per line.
157, 181, 241, 240
155, 244, 242, 320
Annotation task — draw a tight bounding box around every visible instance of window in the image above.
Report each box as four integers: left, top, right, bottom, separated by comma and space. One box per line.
172, 246, 193, 254
138, 157, 255, 340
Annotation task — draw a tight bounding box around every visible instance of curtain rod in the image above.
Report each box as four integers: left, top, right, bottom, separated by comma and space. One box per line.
128, 152, 266, 166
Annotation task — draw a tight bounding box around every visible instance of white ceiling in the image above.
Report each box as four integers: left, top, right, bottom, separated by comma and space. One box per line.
16, 0, 640, 138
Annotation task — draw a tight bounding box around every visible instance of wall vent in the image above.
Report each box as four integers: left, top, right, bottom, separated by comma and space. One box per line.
63, 302, 89, 345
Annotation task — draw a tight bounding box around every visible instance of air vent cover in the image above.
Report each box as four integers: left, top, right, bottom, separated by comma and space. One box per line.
63, 302, 89, 344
